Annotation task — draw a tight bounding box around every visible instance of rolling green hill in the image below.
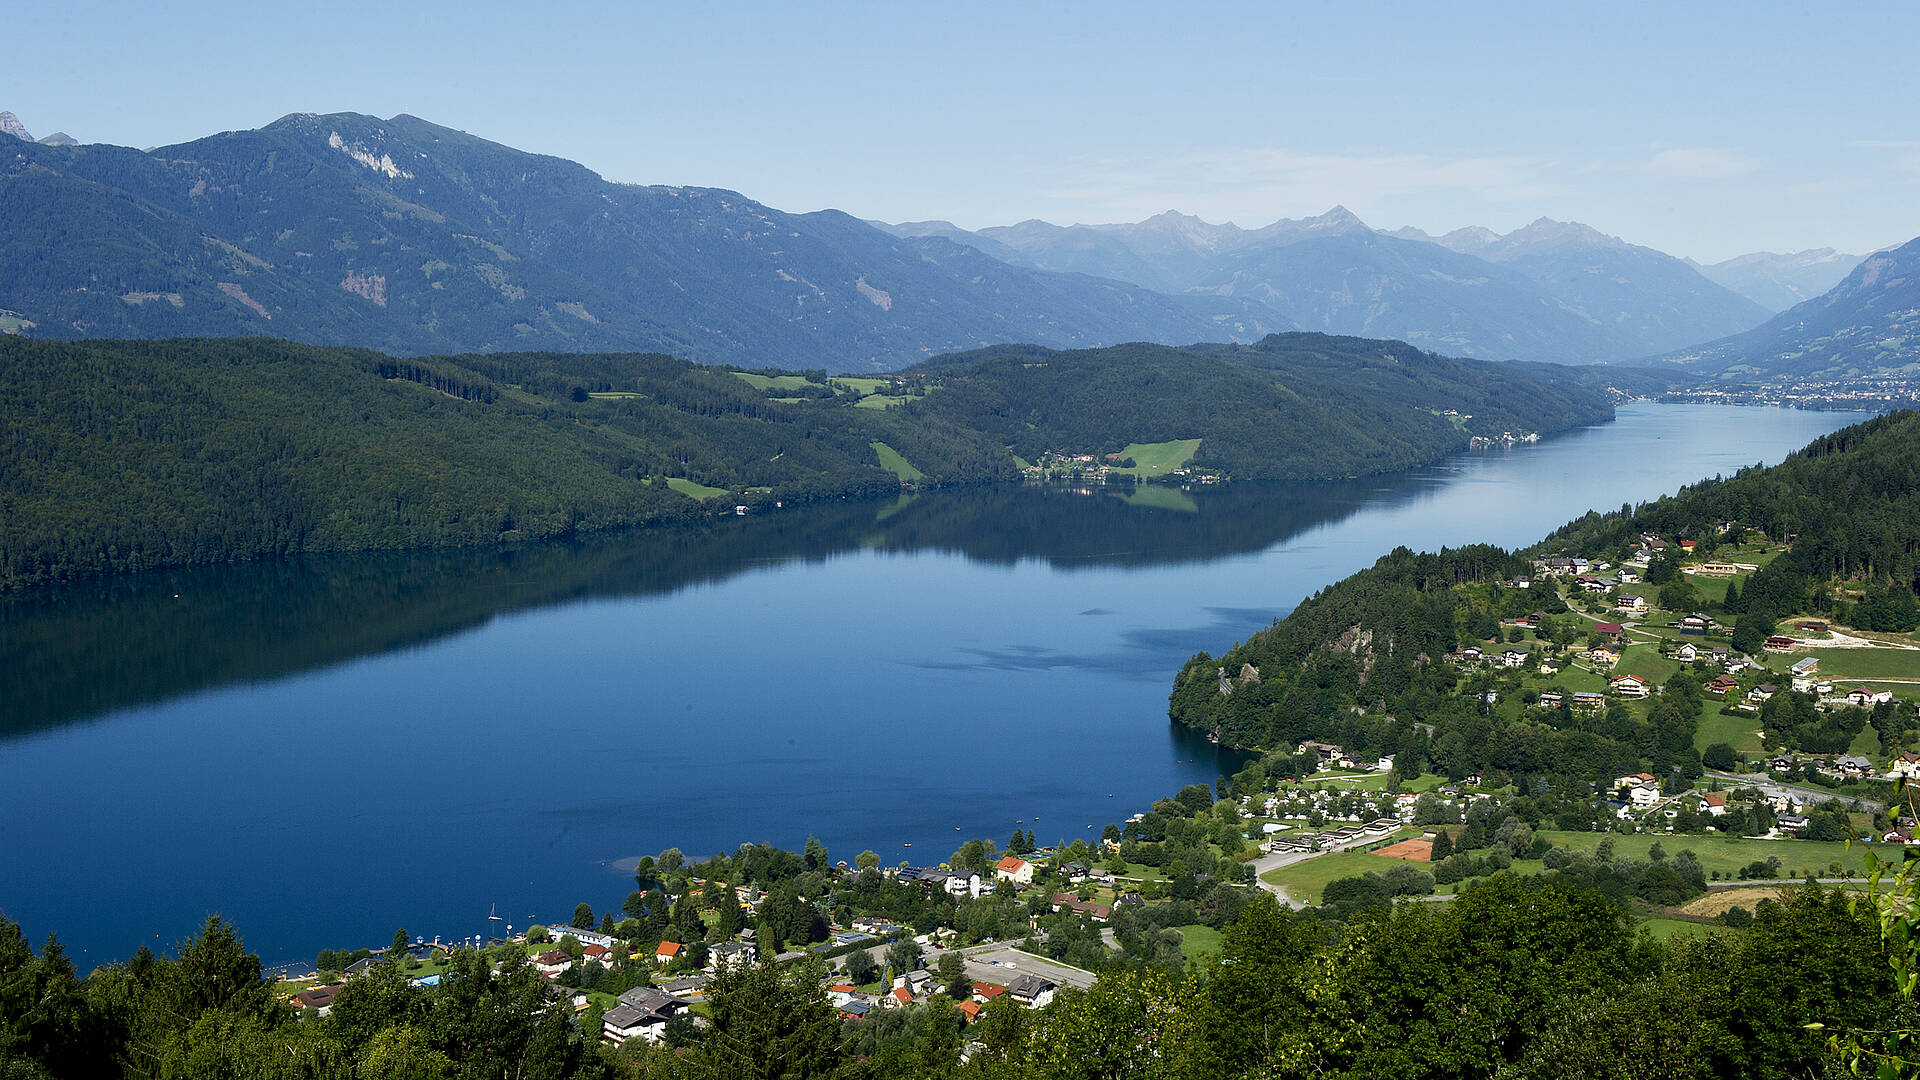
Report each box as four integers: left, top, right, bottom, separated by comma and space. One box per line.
0, 331, 1610, 589
903, 333, 1614, 480
0, 336, 1010, 589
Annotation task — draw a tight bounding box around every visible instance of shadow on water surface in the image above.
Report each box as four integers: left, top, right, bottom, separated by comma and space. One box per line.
1, 475, 1421, 739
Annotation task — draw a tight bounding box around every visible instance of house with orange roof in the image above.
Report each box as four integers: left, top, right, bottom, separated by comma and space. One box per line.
654, 941, 681, 966
994, 855, 1033, 885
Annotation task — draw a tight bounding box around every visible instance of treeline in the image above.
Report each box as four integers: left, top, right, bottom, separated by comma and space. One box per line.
3, 877, 1894, 1079
0, 337, 1013, 590
901, 334, 1613, 480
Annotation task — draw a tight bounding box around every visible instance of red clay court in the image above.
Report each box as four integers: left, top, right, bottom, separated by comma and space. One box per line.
1376, 838, 1433, 862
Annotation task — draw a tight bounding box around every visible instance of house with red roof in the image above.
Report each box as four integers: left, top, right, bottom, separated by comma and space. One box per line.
654, 941, 681, 966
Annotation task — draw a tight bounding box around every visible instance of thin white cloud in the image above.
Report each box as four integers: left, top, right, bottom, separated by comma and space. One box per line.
1583, 146, 1760, 182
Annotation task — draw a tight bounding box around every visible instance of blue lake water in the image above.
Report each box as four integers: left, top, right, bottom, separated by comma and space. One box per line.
0, 403, 1872, 967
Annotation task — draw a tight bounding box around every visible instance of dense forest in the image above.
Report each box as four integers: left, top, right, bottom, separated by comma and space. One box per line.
903, 334, 1614, 479
1169, 411, 1920, 779
0, 337, 1009, 589
0, 332, 1609, 591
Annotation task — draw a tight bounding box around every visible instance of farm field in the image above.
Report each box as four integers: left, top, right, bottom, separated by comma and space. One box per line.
1113, 439, 1201, 478
665, 477, 728, 500
870, 441, 924, 482
1536, 831, 1871, 878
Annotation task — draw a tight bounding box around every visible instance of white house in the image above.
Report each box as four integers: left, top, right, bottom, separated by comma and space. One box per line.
1007, 973, 1057, 1009
602, 986, 687, 1045
1610, 674, 1650, 698
709, 941, 755, 972
994, 856, 1034, 885
1629, 784, 1662, 809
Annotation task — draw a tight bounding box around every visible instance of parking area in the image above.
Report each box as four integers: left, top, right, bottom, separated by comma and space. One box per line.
959, 946, 1096, 991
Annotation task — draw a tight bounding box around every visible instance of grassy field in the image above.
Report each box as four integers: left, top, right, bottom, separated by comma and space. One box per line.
1638, 916, 1720, 941
586, 390, 642, 399
852, 394, 912, 410
1690, 575, 1738, 605
1695, 703, 1765, 754
870, 441, 924, 482
1616, 648, 1681, 685
831, 377, 891, 395
1113, 439, 1201, 478
1537, 831, 1871, 878
1546, 666, 1609, 693
1795, 647, 1920, 682
1174, 924, 1223, 964
665, 477, 728, 500
1260, 843, 1418, 904
730, 372, 815, 392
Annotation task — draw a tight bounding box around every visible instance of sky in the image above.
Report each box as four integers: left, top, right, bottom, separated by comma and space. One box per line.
9, 1, 1917, 262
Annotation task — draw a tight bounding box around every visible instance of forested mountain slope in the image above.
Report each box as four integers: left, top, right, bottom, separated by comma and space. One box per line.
0, 336, 1010, 589
0, 331, 1609, 589
1651, 236, 1920, 380
1171, 411, 1920, 767
904, 333, 1613, 479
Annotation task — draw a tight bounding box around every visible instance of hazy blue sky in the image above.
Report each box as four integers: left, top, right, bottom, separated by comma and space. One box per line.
10, 1, 1916, 261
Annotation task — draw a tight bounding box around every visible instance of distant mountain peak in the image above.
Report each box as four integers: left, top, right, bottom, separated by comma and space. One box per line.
1501, 217, 1629, 251
0, 111, 32, 142
36, 132, 77, 146
1306, 205, 1368, 232
1435, 225, 1502, 253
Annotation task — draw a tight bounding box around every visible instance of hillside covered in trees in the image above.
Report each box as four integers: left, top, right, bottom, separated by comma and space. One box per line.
0, 336, 1011, 589
1170, 411, 1920, 776
903, 333, 1614, 480
0, 332, 1610, 590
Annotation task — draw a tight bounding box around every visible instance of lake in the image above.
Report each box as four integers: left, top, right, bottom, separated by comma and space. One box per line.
0, 403, 1873, 967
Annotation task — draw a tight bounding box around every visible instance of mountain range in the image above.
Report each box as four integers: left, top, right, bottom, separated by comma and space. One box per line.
1689, 248, 1865, 312
1649, 236, 1920, 380
0, 112, 1276, 369
882, 209, 1779, 364
0, 108, 1901, 377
